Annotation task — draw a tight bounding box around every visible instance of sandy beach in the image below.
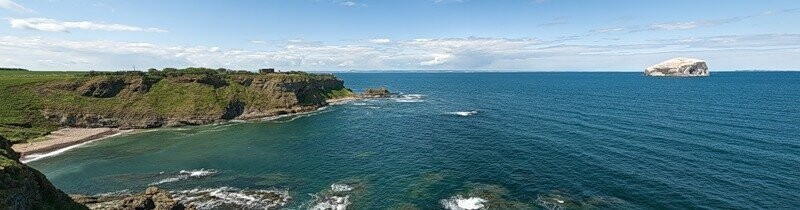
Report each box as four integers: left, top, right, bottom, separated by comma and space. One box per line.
11, 127, 124, 157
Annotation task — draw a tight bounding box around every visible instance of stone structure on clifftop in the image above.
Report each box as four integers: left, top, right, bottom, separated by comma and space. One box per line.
645, 58, 709, 76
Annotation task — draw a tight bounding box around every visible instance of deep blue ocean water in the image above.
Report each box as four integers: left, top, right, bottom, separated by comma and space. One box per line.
29, 72, 800, 209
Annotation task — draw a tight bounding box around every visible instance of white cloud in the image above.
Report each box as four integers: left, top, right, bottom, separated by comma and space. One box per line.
0, 0, 32, 13
648, 21, 718, 30
8, 18, 167, 33
250, 40, 267, 44
369, 38, 391, 44
0, 34, 799, 71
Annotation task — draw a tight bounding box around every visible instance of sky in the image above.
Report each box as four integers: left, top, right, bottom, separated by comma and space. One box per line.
1, 0, 799, 71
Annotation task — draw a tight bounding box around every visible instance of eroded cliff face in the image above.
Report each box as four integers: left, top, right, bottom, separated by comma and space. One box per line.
36, 73, 354, 130
0, 136, 87, 209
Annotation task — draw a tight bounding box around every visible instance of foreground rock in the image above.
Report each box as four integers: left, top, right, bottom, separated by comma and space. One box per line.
72, 187, 194, 210
0, 136, 87, 209
645, 58, 709, 76
362, 87, 391, 98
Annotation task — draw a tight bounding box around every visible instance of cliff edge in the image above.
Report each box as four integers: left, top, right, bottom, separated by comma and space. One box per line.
0, 135, 87, 209
0, 69, 356, 143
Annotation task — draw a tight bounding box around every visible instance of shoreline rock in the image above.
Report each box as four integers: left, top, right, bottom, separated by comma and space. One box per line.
645, 57, 709, 76
71, 187, 194, 210
1, 136, 87, 209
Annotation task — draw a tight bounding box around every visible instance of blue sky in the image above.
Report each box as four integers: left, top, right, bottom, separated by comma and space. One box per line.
1, 0, 799, 71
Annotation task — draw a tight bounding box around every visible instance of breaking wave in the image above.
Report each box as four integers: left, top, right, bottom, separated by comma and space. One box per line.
441, 195, 487, 210
448, 110, 478, 116
394, 94, 425, 103
309, 183, 356, 210
21, 130, 133, 163
150, 169, 218, 185
330, 183, 354, 192
171, 187, 290, 209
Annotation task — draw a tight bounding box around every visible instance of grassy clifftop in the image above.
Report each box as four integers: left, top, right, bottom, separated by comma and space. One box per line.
0, 68, 355, 143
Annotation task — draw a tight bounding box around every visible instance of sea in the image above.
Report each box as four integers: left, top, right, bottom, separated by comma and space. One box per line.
27, 72, 800, 209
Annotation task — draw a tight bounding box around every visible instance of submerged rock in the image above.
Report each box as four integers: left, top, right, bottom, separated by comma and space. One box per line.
0, 136, 87, 209
72, 186, 194, 210
645, 58, 709, 76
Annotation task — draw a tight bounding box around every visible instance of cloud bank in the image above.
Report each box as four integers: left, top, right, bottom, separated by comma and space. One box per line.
8, 18, 167, 33
1, 34, 799, 71
0, 0, 32, 13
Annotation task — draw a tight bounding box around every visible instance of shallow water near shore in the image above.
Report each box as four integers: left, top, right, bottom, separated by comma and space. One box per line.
29, 72, 800, 209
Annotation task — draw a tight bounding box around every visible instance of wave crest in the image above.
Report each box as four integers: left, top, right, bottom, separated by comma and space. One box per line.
394, 94, 425, 103
441, 195, 487, 210
448, 110, 478, 116
150, 169, 218, 185
171, 187, 290, 209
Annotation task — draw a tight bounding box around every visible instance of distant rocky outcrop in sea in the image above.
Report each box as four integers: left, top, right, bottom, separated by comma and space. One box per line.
645, 58, 709, 76
362, 87, 391, 98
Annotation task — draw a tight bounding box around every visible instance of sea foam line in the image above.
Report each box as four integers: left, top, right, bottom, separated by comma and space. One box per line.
448, 110, 479, 116
150, 168, 218, 185
441, 195, 487, 210
20, 130, 133, 163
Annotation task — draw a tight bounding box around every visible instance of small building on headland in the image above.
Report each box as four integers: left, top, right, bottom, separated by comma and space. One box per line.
258, 68, 276, 74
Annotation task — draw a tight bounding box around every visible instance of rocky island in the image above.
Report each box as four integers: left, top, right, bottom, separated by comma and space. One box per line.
645, 57, 709, 76
362, 87, 391, 98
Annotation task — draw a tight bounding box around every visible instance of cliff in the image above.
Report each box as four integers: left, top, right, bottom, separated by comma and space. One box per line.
645, 58, 709, 76
0, 69, 355, 143
0, 135, 87, 209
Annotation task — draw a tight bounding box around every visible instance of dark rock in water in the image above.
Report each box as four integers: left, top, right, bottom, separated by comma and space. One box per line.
72, 186, 195, 210
362, 87, 391, 98
0, 136, 87, 209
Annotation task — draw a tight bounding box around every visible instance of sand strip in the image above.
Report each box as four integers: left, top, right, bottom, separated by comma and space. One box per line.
12, 128, 122, 157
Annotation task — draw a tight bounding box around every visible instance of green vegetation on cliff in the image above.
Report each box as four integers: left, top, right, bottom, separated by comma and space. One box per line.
0, 68, 355, 143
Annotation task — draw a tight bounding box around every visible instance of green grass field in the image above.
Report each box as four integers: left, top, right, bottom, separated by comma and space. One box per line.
0, 70, 86, 141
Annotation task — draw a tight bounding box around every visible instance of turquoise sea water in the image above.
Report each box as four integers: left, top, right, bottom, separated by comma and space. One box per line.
29, 72, 800, 209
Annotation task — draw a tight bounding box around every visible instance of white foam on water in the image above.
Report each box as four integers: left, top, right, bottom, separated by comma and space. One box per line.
448, 110, 478, 116
311, 195, 350, 210
393, 94, 425, 103
353, 102, 369, 106
21, 130, 133, 163
441, 196, 487, 210
171, 187, 290, 209
330, 183, 354, 192
536, 195, 566, 210
180, 169, 218, 177
150, 169, 218, 185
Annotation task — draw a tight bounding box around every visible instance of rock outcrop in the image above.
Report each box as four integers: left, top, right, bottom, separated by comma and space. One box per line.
72, 187, 194, 210
645, 58, 709, 76
362, 87, 391, 98
0, 135, 87, 209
